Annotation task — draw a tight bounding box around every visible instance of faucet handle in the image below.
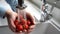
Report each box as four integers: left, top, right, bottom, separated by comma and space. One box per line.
17, 0, 27, 9
18, 0, 24, 7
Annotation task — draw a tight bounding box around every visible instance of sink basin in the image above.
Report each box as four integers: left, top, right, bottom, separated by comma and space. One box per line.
0, 23, 60, 34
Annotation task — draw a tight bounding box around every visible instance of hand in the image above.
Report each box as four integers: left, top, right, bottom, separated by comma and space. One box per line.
25, 12, 35, 34
20, 11, 35, 34
6, 10, 35, 33
6, 11, 18, 32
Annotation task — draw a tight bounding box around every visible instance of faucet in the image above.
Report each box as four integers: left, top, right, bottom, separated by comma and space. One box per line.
40, 0, 53, 22
16, 0, 27, 21
16, 0, 27, 9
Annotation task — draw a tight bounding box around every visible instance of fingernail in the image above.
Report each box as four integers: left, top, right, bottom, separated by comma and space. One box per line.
24, 29, 27, 32
20, 31, 22, 33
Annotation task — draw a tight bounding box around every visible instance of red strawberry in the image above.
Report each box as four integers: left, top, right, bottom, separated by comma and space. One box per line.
27, 20, 31, 25
24, 24, 29, 30
14, 20, 18, 26
14, 20, 18, 22
21, 19, 27, 25
16, 24, 23, 31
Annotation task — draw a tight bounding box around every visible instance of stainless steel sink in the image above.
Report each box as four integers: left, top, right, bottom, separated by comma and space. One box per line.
0, 23, 60, 34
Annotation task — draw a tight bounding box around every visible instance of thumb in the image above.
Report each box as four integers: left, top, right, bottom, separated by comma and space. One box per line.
10, 18, 16, 28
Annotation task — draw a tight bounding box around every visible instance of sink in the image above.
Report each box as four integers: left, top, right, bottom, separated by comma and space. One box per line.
0, 23, 60, 34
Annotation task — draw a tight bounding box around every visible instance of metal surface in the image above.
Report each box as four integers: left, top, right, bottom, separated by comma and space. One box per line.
0, 23, 60, 34
52, 7, 60, 26
46, 0, 60, 9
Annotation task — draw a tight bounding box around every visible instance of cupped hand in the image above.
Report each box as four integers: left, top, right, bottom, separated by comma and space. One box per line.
19, 11, 36, 34
6, 11, 18, 32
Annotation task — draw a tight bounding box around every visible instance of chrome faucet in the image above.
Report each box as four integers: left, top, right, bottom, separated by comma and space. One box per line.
16, 0, 27, 9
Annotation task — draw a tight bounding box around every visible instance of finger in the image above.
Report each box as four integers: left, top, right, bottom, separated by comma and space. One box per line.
8, 19, 16, 32
24, 29, 30, 34
24, 29, 27, 32
10, 19, 16, 28
29, 25, 35, 29
12, 12, 18, 21
14, 30, 23, 34
28, 26, 35, 32
7, 18, 16, 32
26, 12, 35, 25
26, 12, 34, 21
27, 29, 33, 33
14, 29, 23, 33
20, 31, 22, 33
26, 25, 35, 33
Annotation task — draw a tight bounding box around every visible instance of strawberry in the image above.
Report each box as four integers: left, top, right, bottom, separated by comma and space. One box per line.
21, 19, 27, 25
27, 20, 31, 25
14, 20, 19, 26
24, 24, 29, 30
16, 24, 23, 31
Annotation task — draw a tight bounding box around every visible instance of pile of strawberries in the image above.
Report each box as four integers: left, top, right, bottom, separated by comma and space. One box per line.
14, 15, 34, 32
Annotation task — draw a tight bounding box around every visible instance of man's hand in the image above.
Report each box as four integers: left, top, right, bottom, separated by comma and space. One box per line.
25, 12, 35, 34
19, 11, 35, 33
6, 10, 35, 33
6, 10, 18, 32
